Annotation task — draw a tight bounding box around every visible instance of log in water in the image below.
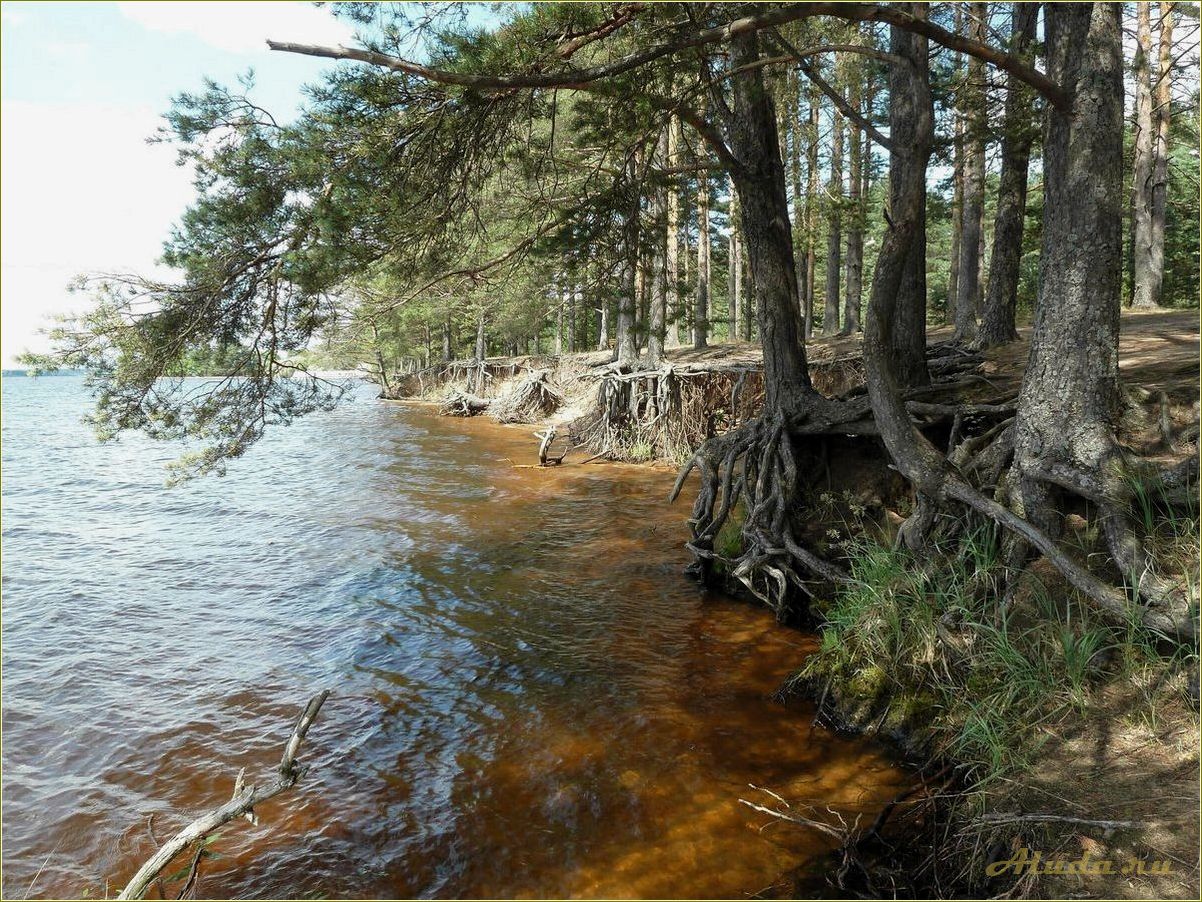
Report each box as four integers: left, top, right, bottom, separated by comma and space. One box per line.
0, 377, 906, 899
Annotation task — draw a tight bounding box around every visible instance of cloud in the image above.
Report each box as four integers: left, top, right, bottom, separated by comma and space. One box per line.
117, 1, 355, 55
1, 101, 195, 365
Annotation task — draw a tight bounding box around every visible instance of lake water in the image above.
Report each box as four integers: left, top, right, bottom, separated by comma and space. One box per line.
1, 376, 905, 899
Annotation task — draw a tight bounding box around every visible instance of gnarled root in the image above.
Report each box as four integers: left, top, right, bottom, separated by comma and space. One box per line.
490, 369, 563, 424
670, 400, 865, 617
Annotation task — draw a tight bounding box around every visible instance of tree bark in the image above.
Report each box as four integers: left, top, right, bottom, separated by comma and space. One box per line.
728, 26, 814, 411
788, 69, 806, 335
568, 276, 578, 353
665, 115, 682, 347
441, 318, 453, 362
694, 144, 711, 350
1014, 1, 1124, 533
729, 185, 743, 340
805, 82, 821, 340
953, 1, 987, 344
1148, 1, 1174, 306
948, 2, 964, 318
597, 298, 609, 351
843, 55, 864, 334
887, 5, 932, 387
824, 106, 844, 336
615, 155, 640, 364
649, 129, 670, 365
979, 1, 1039, 347
554, 276, 564, 356
1130, 1, 1157, 308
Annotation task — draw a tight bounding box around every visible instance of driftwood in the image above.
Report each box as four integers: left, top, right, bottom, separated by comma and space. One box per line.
117, 691, 330, 901
440, 390, 491, 417
535, 426, 569, 466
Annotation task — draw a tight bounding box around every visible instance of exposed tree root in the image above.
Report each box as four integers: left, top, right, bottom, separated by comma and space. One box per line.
490, 369, 563, 424
440, 389, 491, 417
571, 362, 766, 462
669, 392, 883, 615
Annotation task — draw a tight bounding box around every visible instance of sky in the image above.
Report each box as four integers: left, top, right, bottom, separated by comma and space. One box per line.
0, 1, 357, 366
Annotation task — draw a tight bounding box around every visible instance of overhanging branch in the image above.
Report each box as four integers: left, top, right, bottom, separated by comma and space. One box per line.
267, 3, 1067, 108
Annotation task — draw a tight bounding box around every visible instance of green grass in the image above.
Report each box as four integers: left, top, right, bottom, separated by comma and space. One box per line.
799, 517, 1198, 786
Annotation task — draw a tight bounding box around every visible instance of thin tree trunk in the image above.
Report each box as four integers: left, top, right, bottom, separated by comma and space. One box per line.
554, 276, 564, 356
1148, 1, 1174, 306
665, 115, 682, 347
843, 59, 864, 334
789, 69, 806, 333
616, 253, 638, 363
441, 318, 452, 362
1131, 2, 1157, 308
614, 151, 641, 364
729, 185, 743, 340
805, 82, 820, 340
568, 271, 577, 353
953, 1, 986, 343
694, 142, 711, 350
824, 106, 844, 336
979, 1, 1039, 347
948, 2, 964, 318
682, 182, 693, 344
471, 309, 487, 391
597, 298, 609, 351
649, 129, 670, 365
742, 241, 754, 341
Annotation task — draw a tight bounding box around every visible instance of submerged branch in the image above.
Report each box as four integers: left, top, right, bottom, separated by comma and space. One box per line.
117, 691, 331, 901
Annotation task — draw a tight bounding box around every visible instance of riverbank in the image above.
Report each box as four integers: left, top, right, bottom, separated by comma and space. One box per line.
383, 309, 1200, 899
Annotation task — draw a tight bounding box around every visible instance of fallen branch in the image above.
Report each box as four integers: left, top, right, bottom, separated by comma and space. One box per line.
440, 390, 491, 417
117, 691, 331, 901
976, 812, 1147, 830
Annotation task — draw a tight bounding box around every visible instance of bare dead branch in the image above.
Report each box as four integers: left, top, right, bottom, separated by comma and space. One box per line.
116, 691, 331, 901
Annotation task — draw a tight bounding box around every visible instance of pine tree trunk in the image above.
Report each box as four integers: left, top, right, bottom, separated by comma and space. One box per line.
441, 318, 452, 362
788, 70, 806, 334
694, 153, 710, 350
597, 299, 609, 351
665, 116, 682, 348
805, 83, 820, 340
729, 186, 742, 341
953, 2, 986, 344
947, 3, 964, 318
979, 1, 1038, 347
728, 27, 813, 412
824, 108, 844, 336
554, 275, 564, 356
843, 61, 864, 335
648, 129, 669, 365
568, 275, 577, 353
1014, 1, 1125, 525
1131, 2, 1157, 308
1148, 1, 1174, 306
615, 153, 640, 364
887, 6, 932, 388
473, 310, 487, 393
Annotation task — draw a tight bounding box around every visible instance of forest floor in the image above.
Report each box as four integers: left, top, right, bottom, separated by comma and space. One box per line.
391, 308, 1200, 899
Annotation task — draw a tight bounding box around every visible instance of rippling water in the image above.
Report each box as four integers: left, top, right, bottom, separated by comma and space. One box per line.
2, 376, 905, 899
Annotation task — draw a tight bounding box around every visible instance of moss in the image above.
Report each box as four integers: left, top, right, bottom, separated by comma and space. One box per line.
845, 663, 889, 699
712, 503, 747, 569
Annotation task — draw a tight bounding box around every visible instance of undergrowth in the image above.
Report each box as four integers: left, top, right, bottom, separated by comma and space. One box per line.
795, 495, 1199, 787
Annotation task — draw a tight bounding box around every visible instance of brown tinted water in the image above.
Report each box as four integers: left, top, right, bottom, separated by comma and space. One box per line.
1, 378, 906, 898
